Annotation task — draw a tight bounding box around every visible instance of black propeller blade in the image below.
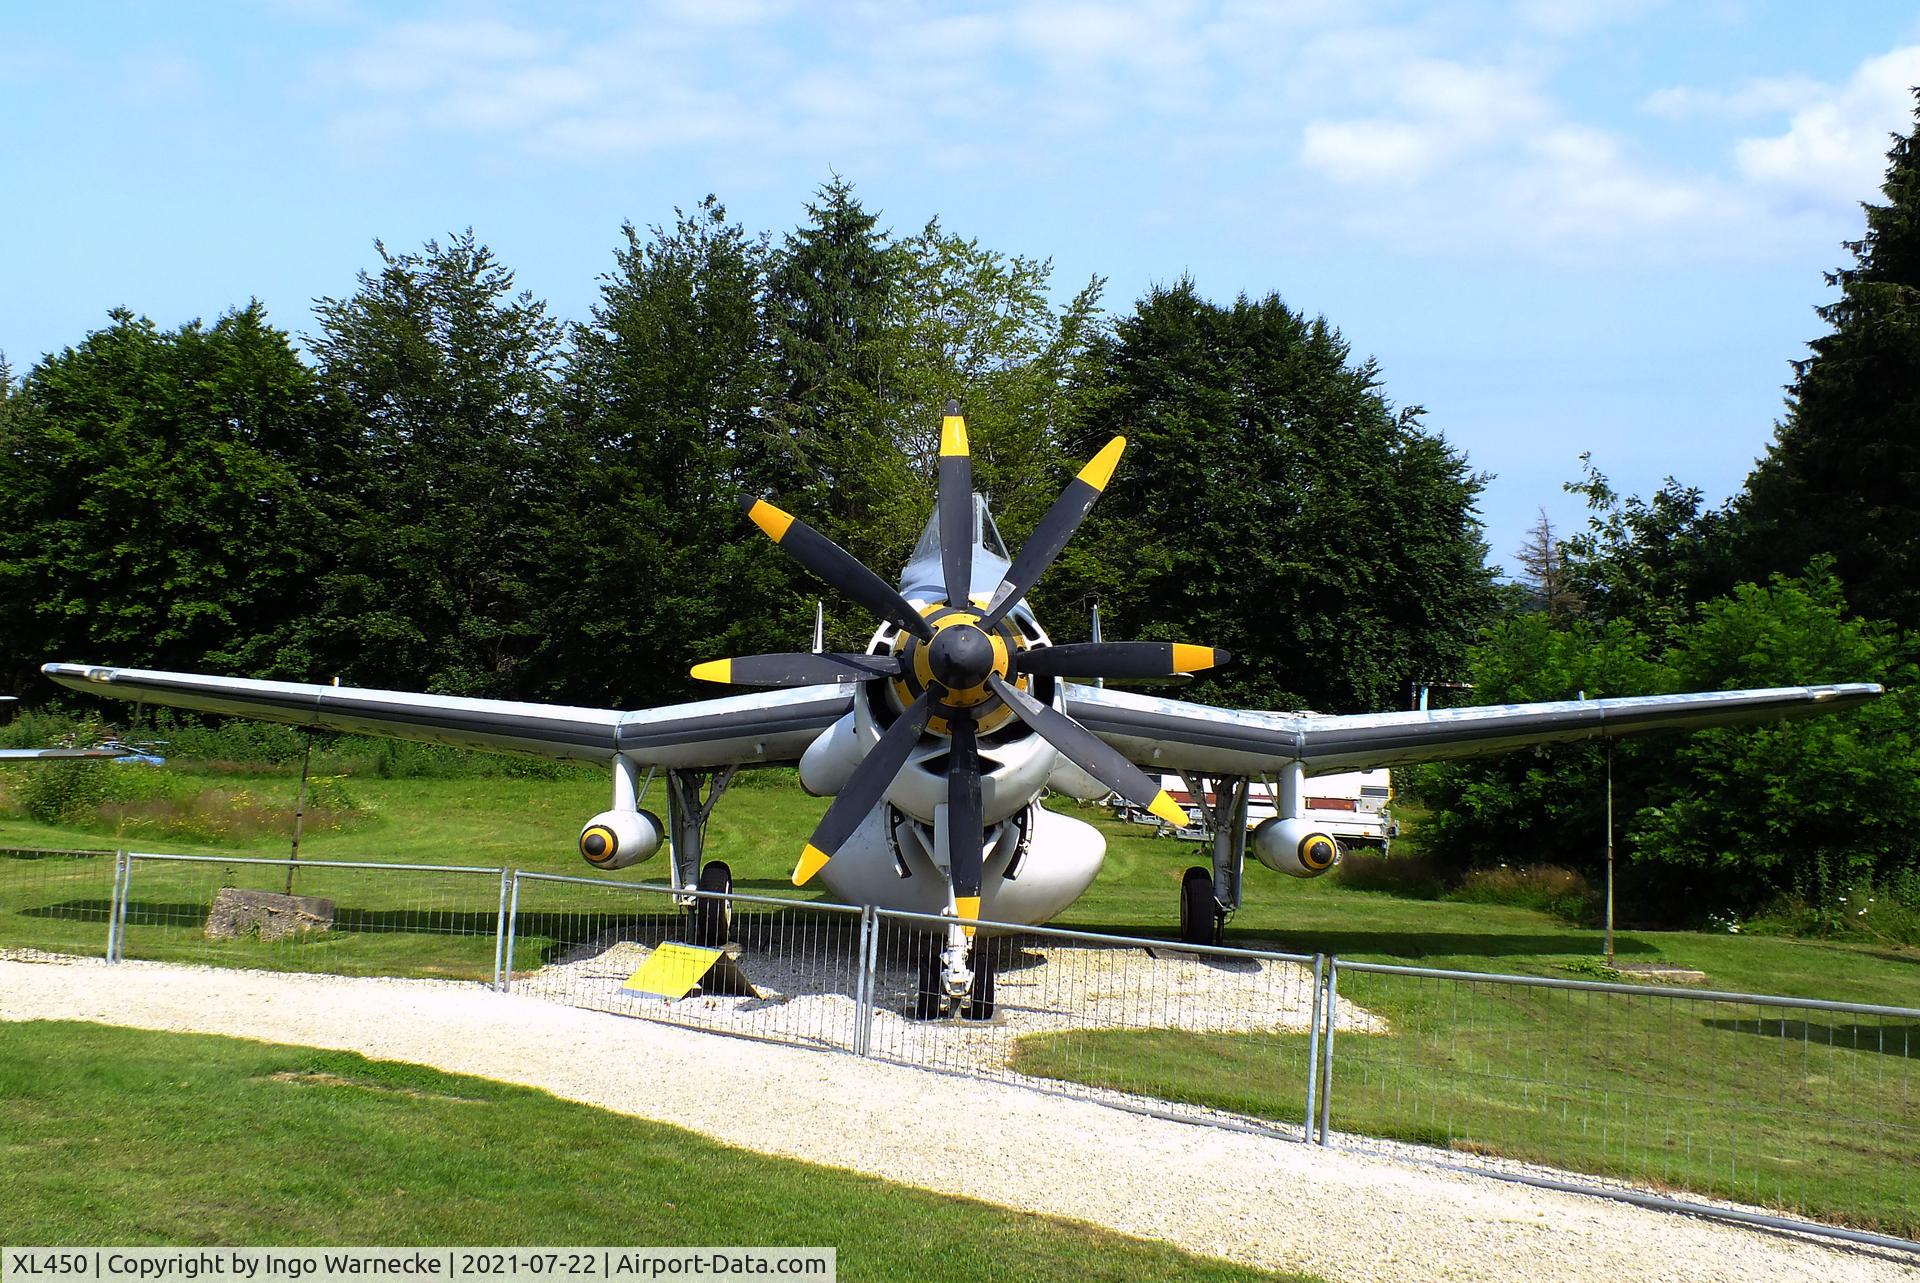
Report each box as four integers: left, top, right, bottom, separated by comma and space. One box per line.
979, 436, 1125, 629
947, 713, 985, 928
742, 497, 935, 641
794, 689, 936, 886
691, 653, 902, 687
1015, 642, 1230, 681
987, 673, 1188, 827
938, 400, 974, 608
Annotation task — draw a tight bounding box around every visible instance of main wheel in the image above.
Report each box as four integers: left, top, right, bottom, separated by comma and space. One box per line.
963, 939, 997, 1021
913, 946, 945, 1021
693, 861, 732, 946
1179, 866, 1218, 946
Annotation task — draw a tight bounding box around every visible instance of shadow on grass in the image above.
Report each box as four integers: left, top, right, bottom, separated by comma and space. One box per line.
1063, 919, 1660, 962
1701, 1017, 1920, 1059
26, 898, 868, 969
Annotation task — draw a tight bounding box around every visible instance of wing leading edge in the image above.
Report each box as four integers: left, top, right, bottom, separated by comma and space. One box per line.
1065, 681, 1885, 777
41, 664, 854, 771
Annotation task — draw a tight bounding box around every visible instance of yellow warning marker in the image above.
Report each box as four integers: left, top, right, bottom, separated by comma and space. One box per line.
690, 658, 732, 683
623, 943, 725, 1000
955, 895, 982, 939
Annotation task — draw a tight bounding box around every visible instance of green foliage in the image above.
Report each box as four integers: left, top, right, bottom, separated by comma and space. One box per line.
308, 231, 571, 699
1630, 573, 1920, 912
0, 305, 329, 691
1053, 281, 1496, 712
1561, 455, 1733, 638
13, 761, 114, 823
1413, 571, 1920, 920
1731, 96, 1920, 630
1451, 865, 1598, 925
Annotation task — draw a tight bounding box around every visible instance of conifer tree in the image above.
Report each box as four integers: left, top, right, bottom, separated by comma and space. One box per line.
1734, 96, 1920, 629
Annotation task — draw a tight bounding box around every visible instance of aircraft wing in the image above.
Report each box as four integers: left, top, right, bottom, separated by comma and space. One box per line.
1064, 681, 1885, 777
0, 747, 129, 760
41, 663, 854, 771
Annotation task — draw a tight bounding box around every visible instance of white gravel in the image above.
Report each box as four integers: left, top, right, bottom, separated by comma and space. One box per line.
2, 956, 1913, 1283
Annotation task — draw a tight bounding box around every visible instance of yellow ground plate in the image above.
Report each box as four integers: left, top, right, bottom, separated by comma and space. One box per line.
623, 943, 723, 999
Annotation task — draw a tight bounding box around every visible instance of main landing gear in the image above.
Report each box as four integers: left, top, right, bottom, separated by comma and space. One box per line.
1174, 773, 1252, 948
667, 768, 738, 947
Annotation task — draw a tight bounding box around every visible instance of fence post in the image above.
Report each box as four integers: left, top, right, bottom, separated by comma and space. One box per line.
499, 873, 523, 994
105, 849, 127, 964
112, 852, 135, 964
1303, 953, 1325, 1143
1317, 957, 1339, 1145
491, 868, 512, 992
853, 905, 878, 1057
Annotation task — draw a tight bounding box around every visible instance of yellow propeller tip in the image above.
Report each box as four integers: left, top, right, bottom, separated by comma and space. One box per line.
1148, 790, 1189, 828
940, 414, 969, 458
1077, 436, 1127, 492
1171, 644, 1218, 673
793, 843, 831, 886
746, 498, 795, 542
690, 659, 733, 683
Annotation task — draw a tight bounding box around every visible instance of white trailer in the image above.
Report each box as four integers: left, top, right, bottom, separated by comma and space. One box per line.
1127, 768, 1396, 850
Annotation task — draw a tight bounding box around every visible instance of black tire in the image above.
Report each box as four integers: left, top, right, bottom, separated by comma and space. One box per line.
693, 861, 732, 946
1179, 866, 1217, 946
964, 939, 997, 1021
913, 946, 945, 1021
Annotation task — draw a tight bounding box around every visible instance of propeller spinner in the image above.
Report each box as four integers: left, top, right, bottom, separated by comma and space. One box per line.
696, 400, 1225, 924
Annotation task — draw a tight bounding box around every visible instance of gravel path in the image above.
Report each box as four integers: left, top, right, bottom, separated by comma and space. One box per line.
2, 956, 1912, 1283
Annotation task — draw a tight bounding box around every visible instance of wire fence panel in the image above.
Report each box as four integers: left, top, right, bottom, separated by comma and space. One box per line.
504, 874, 868, 1054
1322, 962, 1920, 1240
116, 853, 507, 981
0, 846, 119, 959
865, 908, 1324, 1137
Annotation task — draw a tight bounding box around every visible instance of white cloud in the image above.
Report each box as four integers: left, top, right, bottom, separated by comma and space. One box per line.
1642, 75, 1823, 121
1733, 46, 1920, 206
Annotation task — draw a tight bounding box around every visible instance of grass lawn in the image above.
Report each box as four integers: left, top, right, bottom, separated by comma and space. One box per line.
3, 762, 1917, 1236
0, 1022, 1313, 1281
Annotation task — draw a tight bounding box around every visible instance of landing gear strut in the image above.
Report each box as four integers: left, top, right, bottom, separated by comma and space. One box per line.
1174, 773, 1251, 947
912, 934, 996, 1021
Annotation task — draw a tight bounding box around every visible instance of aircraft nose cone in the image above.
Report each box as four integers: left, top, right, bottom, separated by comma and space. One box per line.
929, 625, 995, 690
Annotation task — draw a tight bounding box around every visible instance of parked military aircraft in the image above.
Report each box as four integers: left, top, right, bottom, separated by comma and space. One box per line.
43, 405, 1882, 1014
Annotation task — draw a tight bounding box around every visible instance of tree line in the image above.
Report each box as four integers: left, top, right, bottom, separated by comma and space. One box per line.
1420, 101, 1920, 925
0, 180, 1493, 715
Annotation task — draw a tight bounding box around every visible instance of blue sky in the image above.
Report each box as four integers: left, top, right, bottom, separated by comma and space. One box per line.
4, 1, 1918, 570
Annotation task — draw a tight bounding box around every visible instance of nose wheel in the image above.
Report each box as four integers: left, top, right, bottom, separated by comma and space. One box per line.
911, 937, 997, 1021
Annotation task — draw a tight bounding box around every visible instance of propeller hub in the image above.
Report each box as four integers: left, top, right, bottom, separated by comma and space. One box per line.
929, 623, 996, 691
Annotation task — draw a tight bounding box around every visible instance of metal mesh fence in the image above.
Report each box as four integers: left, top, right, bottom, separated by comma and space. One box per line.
115, 852, 509, 982
0, 845, 119, 958
865, 908, 1322, 1137
503, 873, 868, 1054
1320, 962, 1920, 1238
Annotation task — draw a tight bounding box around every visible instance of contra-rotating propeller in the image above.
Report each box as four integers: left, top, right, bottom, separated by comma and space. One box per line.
695, 400, 1227, 924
